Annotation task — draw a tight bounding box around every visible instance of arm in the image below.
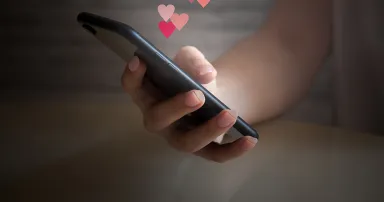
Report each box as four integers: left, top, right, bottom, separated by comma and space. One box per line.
122, 0, 333, 162
214, 0, 332, 124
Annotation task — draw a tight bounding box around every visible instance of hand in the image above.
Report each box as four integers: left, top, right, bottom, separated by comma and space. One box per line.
121, 46, 257, 163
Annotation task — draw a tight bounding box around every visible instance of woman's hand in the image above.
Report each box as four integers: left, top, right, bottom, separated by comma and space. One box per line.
121, 46, 257, 163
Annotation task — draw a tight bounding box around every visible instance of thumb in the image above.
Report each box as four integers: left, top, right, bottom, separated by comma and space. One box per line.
173, 46, 217, 84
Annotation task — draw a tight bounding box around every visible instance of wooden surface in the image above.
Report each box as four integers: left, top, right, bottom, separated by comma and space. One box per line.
1, 98, 383, 202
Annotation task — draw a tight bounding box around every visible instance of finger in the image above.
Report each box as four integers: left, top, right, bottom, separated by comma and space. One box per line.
173, 46, 217, 84
121, 56, 156, 111
195, 136, 258, 163
121, 56, 145, 93
143, 90, 205, 133
167, 110, 238, 153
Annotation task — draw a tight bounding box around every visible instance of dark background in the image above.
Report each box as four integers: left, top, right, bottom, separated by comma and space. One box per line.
3, 1, 382, 202
1, 0, 272, 94
0, 0, 333, 126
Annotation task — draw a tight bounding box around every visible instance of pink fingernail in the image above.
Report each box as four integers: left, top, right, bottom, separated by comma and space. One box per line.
193, 59, 214, 75
246, 137, 258, 145
185, 90, 205, 107
198, 65, 214, 75
217, 110, 237, 128
242, 137, 258, 151
128, 56, 139, 72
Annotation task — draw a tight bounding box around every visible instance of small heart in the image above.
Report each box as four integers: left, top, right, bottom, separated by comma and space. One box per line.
170, 13, 189, 31
188, 0, 194, 3
197, 0, 210, 8
158, 4, 175, 22
158, 21, 176, 38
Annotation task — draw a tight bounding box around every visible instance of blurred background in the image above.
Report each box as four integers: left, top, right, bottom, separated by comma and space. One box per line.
1, 0, 333, 124
2, 0, 369, 202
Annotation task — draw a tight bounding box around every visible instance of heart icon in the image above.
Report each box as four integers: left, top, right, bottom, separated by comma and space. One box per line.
170, 13, 189, 31
158, 21, 176, 38
158, 4, 175, 22
197, 0, 210, 8
189, 0, 194, 3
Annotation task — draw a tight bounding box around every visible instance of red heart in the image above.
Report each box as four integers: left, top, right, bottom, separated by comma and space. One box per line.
158, 21, 176, 38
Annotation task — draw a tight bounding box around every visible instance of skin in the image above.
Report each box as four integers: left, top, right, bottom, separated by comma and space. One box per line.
121, 0, 332, 163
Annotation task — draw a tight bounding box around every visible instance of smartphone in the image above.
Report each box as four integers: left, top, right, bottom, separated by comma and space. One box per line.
76, 12, 259, 142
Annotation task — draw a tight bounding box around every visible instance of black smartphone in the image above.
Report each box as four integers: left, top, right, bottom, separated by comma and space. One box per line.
76, 12, 259, 142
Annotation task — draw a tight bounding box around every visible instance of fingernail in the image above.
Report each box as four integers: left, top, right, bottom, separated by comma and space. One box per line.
242, 137, 258, 151
246, 136, 258, 145
128, 56, 139, 72
185, 90, 205, 107
198, 65, 214, 75
193, 59, 214, 75
217, 110, 237, 128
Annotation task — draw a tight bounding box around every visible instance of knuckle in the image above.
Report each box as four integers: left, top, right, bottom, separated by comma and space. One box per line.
132, 90, 145, 104
130, 94, 140, 105
168, 137, 196, 153
142, 108, 166, 133
121, 75, 134, 94
121, 75, 128, 89
142, 113, 157, 133
205, 123, 217, 138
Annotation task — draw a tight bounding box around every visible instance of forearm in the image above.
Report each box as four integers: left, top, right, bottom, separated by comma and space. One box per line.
213, 0, 332, 124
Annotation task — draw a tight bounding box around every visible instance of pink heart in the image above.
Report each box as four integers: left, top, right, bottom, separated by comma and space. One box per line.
189, 0, 194, 3
197, 0, 210, 8
170, 13, 189, 31
157, 4, 175, 22
158, 21, 176, 38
